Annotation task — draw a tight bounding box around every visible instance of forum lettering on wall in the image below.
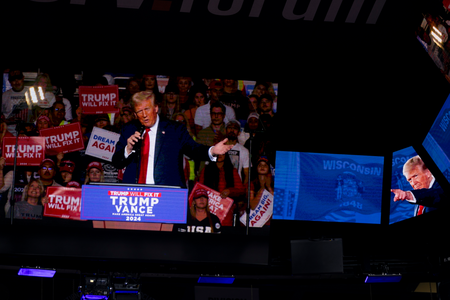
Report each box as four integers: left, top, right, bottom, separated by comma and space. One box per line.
39, 123, 85, 156
85, 127, 120, 162
27, 0, 387, 24
80, 184, 188, 223
79, 85, 120, 114
2, 136, 45, 166
44, 187, 82, 220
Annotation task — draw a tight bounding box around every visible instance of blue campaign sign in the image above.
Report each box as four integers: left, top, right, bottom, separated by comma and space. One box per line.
80, 184, 188, 223
274, 151, 384, 224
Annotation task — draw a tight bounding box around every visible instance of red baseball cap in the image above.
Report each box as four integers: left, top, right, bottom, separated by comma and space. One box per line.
193, 188, 208, 200
87, 161, 103, 172
40, 158, 55, 168
59, 160, 75, 173
66, 181, 81, 188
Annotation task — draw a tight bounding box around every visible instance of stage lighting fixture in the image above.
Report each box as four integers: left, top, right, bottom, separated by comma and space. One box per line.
81, 275, 112, 300
25, 86, 45, 108
364, 274, 402, 283
198, 275, 235, 284
18, 267, 56, 278
80, 295, 109, 300
113, 274, 141, 300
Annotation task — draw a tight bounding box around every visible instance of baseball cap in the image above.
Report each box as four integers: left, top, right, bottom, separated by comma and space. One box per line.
87, 161, 103, 172
247, 112, 260, 121
59, 160, 75, 173
226, 120, 241, 131
193, 188, 208, 200
40, 158, 55, 168
66, 181, 81, 188
209, 80, 223, 89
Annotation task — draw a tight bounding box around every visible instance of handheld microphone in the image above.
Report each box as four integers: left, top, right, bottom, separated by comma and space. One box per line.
133, 125, 146, 151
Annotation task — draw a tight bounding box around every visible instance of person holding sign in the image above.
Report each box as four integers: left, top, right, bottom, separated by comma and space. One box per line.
112, 92, 233, 187
198, 153, 246, 226
250, 157, 274, 210
175, 188, 221, 233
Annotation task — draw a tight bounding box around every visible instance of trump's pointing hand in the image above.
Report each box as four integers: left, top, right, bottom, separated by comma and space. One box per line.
391, 189, 414, 202
211, 138, 234, 156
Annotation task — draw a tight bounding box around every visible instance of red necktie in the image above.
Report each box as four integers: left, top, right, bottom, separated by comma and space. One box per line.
138, 128, 150, 184
417, 205, 425, 216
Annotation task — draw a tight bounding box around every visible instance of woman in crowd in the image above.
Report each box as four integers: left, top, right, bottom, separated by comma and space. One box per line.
36, 115, 52, 134
0, 156, 39, 217
141, 74, 162, 103
175, 188, 222, 234
159, 84, 181, 120
184, 87, 207, 137
176, 76, 192, 110
7, 178, 45, 220
198, 153, 246, 226
249, 157, 274, 210
84, 161, 104, 185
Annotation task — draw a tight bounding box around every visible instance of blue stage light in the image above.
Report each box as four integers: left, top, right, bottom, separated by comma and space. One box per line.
365, 274, 402, 283
18, 267, 56, 278
198, 276, 235, 284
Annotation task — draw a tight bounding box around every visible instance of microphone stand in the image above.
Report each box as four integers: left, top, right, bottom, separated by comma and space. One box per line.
9, 120, 23, 223
245, 114, 268, 235
245, 131, 254, 234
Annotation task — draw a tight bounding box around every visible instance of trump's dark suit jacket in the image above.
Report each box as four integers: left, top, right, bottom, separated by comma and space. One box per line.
410, 180, 444, 216
112, 119, 211, 188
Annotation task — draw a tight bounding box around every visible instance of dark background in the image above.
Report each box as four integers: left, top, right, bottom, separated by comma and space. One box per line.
1, 0, 450, 299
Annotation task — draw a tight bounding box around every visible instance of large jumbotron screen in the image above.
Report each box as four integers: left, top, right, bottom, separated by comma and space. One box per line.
273, 151, 384, 224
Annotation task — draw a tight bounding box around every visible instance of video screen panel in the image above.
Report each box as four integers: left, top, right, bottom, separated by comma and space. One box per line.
423, 92, 450, 183
273, 151, 384, 224
390, 146, 444, 224
389, 146, 418, 224
1, 70, 278, 233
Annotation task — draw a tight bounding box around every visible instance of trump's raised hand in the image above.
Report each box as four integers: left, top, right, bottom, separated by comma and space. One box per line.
391, 189, 414, 202
211, 138, 234, 156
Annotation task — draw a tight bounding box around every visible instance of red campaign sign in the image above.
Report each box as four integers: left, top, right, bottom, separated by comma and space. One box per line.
79, 85, 120, 114
2, 136, 45, 166
39, 122, 85, 155
189, 183, 234, 223
44, 186, 82, 220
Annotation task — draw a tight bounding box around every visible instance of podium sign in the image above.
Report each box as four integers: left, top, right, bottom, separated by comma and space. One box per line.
80, 184, 188, 223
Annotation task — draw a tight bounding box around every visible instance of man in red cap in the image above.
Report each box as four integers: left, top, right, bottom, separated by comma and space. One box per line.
38, 158, 62, 191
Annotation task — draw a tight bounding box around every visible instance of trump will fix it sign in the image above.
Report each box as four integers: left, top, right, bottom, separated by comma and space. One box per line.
2, 137, 45, 166
79, 85, 120, 114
